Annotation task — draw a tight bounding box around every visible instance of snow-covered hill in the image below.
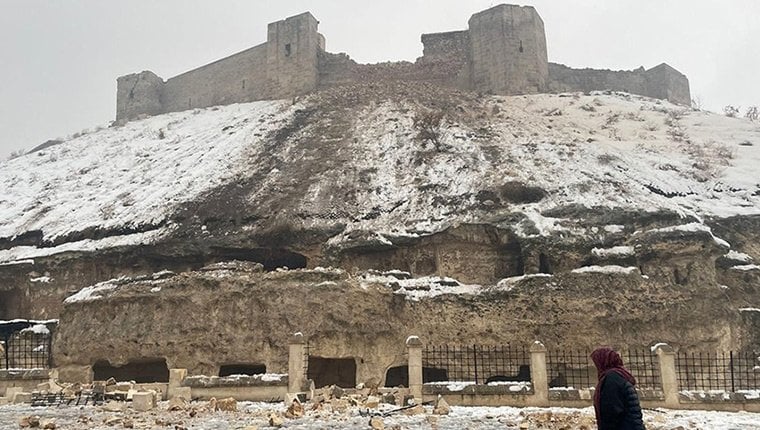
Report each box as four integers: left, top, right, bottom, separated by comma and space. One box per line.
1, 86, 759, 264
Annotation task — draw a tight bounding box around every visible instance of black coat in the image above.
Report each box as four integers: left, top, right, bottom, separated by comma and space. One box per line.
597, 372, 645, 430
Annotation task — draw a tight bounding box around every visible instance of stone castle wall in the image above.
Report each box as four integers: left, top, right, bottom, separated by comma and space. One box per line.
116, 4, 690, 122
548, 62, 691, 106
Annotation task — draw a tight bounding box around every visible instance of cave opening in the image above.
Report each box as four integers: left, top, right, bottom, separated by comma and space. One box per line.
384, 365, 449, 387
211, 247, 307, 271
219, 363, 267, 377
92, 358, 170, 383
539, 252, 553, 274
307, 357, 356, 388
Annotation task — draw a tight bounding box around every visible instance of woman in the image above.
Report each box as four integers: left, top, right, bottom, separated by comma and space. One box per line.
591, 347, 645, 430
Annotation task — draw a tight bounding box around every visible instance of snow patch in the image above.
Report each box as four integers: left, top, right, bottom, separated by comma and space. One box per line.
591, 246, 634, 258
571, 265, 638, 275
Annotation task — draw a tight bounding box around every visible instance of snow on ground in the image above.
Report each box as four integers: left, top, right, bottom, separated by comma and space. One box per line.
0, 100, 289, 258
1, 403, 759, 430
571, 265, 639, 275
2, 91, 759, 263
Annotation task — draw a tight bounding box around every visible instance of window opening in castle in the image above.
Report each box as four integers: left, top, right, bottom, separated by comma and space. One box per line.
242, 79, 246, 90
519, 40, 524, 53
285, 43, 292, 57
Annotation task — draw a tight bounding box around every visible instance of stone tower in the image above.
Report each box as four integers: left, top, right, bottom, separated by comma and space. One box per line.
116, 71, 164, 122
264, 12, 322, 98
467, 4, 548, 95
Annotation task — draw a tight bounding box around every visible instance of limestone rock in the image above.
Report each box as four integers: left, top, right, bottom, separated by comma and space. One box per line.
216, 397, 237, 412
102, 400, 126, 412
41, 420, 56, 429
285, 398, 304, 418
268, 413, 284, 427
122, 418, 134, 428
369, 416, 385, 430
403, 404, 425, 415
103, 416, 122, 426
364, 395, 380, 409
433, 395, 450, 415
168, 395, 189, 411
132, 391, 155, 411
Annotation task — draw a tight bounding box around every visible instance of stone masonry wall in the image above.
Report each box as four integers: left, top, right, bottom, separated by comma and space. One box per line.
116, 12, 320, 122
548, 62, 691, 106
116, 5, 690, 120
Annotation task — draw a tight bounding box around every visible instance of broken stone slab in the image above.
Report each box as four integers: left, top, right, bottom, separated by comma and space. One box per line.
216, 397, 237, 412
101, 400, 127, 412
13, 392, 33, 404
369, 416, 385, 430
433, 395, 450, 415
170, 386, 192, 401
132, 391, 156, 411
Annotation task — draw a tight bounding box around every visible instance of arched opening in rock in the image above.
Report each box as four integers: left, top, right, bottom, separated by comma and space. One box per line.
92, 358, 170, 383
211, 247, 308, 271
496, 240, 524, 278
307, 357, 356, 388
539, 253, 552, 274
219, 363, 266, 377
484, 364, 531, 383
383, 366, 449, 387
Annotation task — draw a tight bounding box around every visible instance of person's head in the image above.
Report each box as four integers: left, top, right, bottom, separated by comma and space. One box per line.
591, 347, 624, 375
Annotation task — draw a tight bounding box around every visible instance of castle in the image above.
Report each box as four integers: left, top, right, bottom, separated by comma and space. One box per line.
117, 4, 691, 122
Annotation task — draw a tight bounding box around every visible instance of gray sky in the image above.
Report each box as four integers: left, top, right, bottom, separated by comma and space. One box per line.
1, 1, 758, 159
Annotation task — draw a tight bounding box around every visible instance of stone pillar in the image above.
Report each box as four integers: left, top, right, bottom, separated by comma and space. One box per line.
529, 341, 549, 406
167, 368, 187, 400
653, 343, 680, 407
288, 332, 306, 393
406, 336, 423, 403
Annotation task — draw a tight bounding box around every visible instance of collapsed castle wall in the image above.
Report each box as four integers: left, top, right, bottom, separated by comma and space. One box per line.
548, 62, 691, 106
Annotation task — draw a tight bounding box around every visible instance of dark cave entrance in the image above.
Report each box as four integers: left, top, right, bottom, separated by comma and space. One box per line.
307, 357, 357, 388
219, 363, 267, 377
92, 358, 170, 383
211, 247, 307, 271
539, 252, 553, 274
384, 365, 449, 387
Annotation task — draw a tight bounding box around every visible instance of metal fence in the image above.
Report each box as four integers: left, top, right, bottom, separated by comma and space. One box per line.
422, 344, 530, 384
676, 351, 760, 391
623, 348, 662, 390
1, 321, 55, 370
546, 348, 662, 390
546, 349, 596, 389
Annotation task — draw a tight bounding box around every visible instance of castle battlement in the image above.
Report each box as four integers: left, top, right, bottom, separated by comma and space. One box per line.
116, 4, 690, 122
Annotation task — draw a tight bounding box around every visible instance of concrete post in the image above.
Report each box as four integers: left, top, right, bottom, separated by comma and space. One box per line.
529, 341, 549, 406
167, 368, 187, 400
406, 336, 423, 403
653, 343, 680, 407
288, 332, 306, 394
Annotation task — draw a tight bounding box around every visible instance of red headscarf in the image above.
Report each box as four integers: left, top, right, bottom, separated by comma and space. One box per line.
591, 347, 636, 424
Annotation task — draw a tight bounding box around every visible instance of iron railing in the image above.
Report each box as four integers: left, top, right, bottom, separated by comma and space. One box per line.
422, 344, 529, 384
546, 349, 596, 389
1, 322, 55, 370
676, 351, 760, 391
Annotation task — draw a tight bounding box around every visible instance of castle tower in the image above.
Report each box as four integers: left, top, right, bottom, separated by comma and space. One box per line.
265, 12, 321, 98
467, 4, 548, 95
116, 71, 165, 122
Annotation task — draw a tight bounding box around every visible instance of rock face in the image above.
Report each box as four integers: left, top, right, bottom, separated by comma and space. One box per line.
54, 221, 758, 385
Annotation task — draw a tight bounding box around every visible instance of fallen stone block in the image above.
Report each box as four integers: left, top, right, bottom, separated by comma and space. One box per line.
13, 392, 33, 404
369, 416, 385, 430
101, 400, 126, 412
216, 397, 237, 412
132, 391, 156, 411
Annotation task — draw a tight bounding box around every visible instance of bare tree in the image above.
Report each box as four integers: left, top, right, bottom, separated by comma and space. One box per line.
724, 105, 740, 118
412, 110, 446, 150
745, 106, 759, 122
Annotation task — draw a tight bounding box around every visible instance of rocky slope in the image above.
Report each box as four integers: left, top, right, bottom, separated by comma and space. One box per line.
1, 83, 759, 320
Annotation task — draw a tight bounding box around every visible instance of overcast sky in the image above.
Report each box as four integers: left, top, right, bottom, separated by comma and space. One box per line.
1, 0, 759, 159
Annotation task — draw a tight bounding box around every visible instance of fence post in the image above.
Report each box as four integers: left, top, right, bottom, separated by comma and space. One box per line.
406, 336, 423, 403
529, 341, 549, 406
288, 332, 306, 394
653, 343, 679, 407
